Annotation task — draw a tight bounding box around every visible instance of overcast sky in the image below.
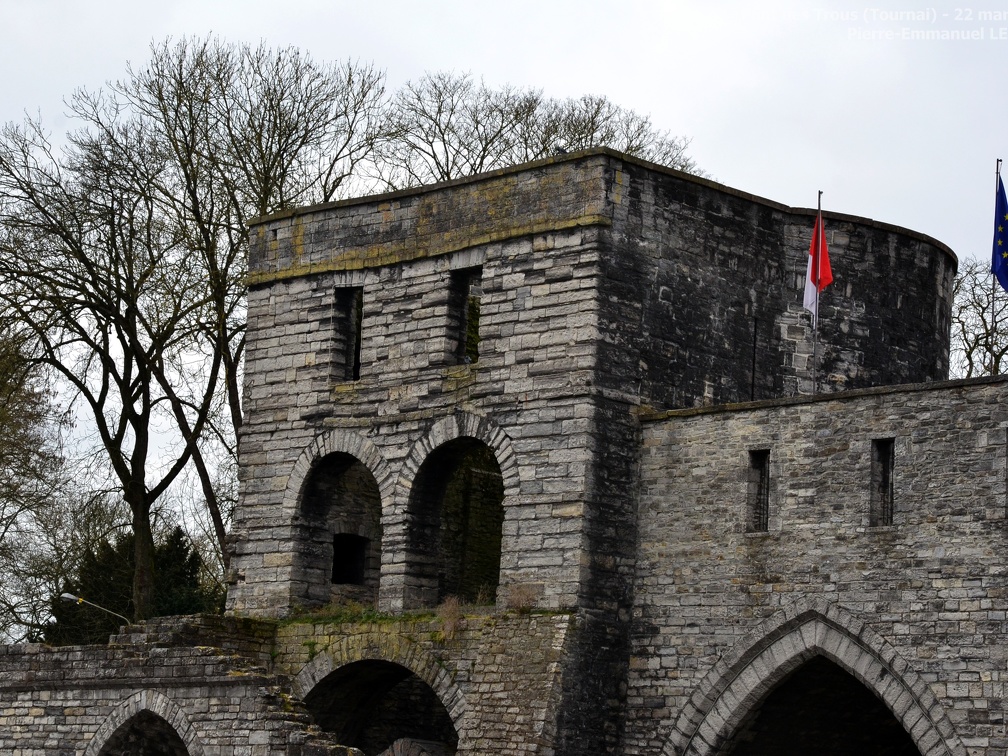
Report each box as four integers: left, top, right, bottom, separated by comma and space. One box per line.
2, 0, 1005, 266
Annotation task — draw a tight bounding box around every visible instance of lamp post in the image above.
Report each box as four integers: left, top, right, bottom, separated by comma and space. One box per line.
59, 593, 132, 625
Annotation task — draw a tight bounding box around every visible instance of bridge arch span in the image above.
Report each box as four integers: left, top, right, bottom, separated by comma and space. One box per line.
84, 689, 203, 756
663, 599, 965, 756
293, 630, 467, 753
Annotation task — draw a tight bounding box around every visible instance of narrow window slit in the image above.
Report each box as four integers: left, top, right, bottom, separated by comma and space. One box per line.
748, 449, 771, 532
449, 268, 481, 364
333, 286, 363, 381
871, 438, 895, 527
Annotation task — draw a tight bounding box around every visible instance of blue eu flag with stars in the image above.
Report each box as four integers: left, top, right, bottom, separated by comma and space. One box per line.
994, 175, 1008, 291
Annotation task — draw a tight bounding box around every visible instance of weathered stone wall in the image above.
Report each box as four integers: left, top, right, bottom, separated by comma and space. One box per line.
627, 377, 1008, 755
0, 611, 572, 755
0, 149, 977, 755
275, 611, 572, 755
232, 147, 957, 618
232, 227, 605, 617
0, 617, 348, 755
231, 149, 958, 754
598, 158, 955, 408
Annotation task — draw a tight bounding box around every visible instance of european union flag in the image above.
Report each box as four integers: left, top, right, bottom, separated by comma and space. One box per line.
994, 175, 1008, 291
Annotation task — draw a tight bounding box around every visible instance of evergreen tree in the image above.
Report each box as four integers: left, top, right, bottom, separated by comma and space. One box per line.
44, 527, 223, 645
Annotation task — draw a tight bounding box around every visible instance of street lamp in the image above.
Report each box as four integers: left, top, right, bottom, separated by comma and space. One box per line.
59, 593, 132, 626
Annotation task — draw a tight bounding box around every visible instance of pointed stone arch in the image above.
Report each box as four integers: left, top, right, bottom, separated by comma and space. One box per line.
83, 689, 204, 756
663, 599, 966, 756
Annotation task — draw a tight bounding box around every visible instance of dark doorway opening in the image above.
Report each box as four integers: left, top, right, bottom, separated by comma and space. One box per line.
304, 660, 458, 755
724, 656, 920, 756
406, 438, 504, 608
299, 452, 382, 607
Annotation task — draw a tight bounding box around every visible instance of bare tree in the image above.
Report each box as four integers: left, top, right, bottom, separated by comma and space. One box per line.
0, 111, 213, 619
0, 38, 388, 619
949, 256, 1008, 378
0, 484, 127, 643
0, 330, 65, 638
375, 72, 536, 187
375, 71, 702, 190
0, 314, 131, 640
0, 330, 59, 543
548, 94, 700, 173
115, 40, 388, 571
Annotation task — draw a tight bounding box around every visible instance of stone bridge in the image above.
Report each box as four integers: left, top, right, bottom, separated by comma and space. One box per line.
4, 150, 1004, 755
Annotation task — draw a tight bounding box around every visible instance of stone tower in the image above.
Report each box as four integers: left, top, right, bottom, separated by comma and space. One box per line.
8, 149, 995, 756
227, 149, 956, 752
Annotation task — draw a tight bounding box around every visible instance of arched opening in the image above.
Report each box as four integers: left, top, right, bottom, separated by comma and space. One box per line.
665, 607, 963, 756
723, 657, 919, 755
406, 437, 504, 608
97, 710, 190, 755
304, 659, 459, 755
298, 452, 383, 607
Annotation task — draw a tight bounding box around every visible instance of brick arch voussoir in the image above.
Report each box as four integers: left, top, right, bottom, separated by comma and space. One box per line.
84, 689, 204, 756
292, 630, 467, 726
396, 411, 520, 509
663, 600, 965, 756
284, 428, 394, 518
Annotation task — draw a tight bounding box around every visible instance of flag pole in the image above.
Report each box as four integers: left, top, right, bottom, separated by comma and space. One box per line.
812, 190, 822, 394
994, 159, 1003, 376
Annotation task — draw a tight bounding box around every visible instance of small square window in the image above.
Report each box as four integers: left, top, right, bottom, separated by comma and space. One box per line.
332, 533, 369, 585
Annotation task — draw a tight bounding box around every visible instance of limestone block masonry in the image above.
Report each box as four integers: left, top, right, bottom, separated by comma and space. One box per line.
629, 378, 1008, 756
5, 148, 1002, 756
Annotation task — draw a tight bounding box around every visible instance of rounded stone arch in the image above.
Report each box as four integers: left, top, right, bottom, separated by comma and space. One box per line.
84, 689, 204, 756
292, 630, 467, 752
663, 599, 966, 756
284, 428, 396, 515
396, 412, 521, 500
393, 411, 519, 608
284, 428, 395, 608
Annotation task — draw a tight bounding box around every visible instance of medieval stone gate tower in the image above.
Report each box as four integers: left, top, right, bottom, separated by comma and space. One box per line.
6, 149, 1008, 756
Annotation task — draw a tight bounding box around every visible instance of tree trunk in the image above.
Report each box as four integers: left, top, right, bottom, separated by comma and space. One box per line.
129, 490, 155, 622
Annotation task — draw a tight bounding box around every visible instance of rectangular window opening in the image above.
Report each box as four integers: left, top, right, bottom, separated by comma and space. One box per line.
870, 438, 895, 527
333, 287, 363, 382
449, 268, 482, 364
748, 449, 771, 532
332, 533, 368, 585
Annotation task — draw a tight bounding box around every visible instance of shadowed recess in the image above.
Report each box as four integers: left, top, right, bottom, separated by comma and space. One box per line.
723, 657, 920, 756
303, 659, 458, 755
406, 437, 504, 607
96, 710, 190, 756
298, 452, 383, 607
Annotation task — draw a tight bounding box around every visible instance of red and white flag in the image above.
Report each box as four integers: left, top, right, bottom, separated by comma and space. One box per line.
803, 210, 833, 326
